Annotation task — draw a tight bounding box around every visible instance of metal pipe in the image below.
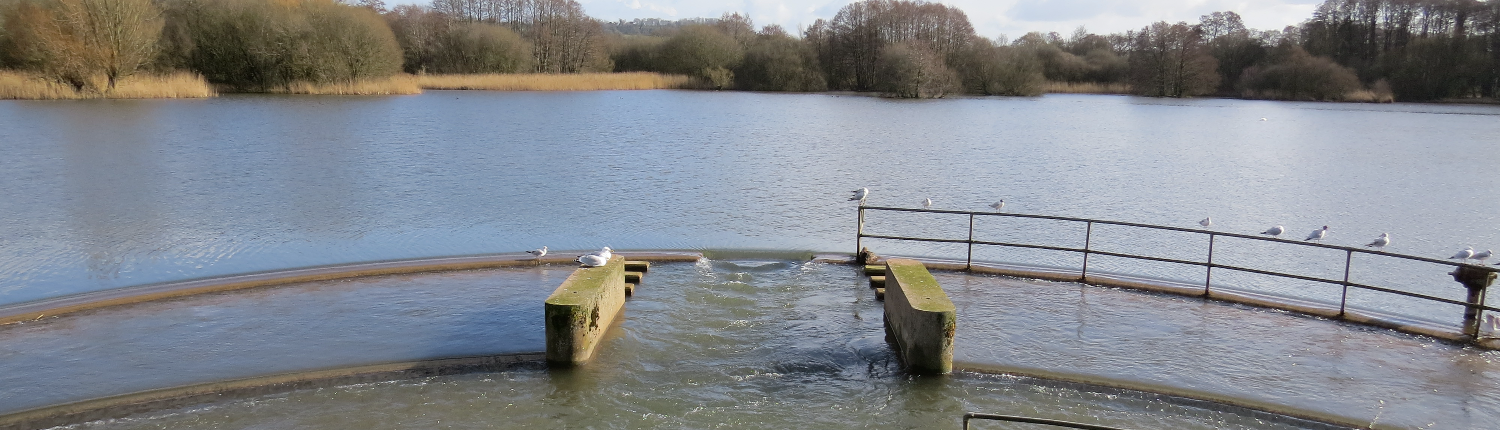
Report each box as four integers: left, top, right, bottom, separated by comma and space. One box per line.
1340, 250, 1353, 317
967, 213, 975, 271
1081, 221, 1093, 282
1205, 234, 1215, 296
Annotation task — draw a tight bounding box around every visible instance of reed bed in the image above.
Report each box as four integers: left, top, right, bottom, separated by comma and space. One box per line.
1341, 89, 1395, 103
0, 71, 215, 100
1045, 81, 1132, 94
277, 75, 422, 95
416, 72, 692, 91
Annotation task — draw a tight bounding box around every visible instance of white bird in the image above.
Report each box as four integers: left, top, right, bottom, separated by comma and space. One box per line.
1487, 314, 1500, 331
1259, 117, 1268, 121
587, 246, 613, 261
1473, 249, 1493, 264
526, 246, 548, 258
1305, 226, 1329, 241
1199, 217, 1212, 228
1450, 246, 1475, 262
923, 198, 933, 209
849, 188, 869, 202
1363, 233, 1389, 250
576, 254, 608, 267
989, 200, 1005, 212
1261, 225, 1284, 236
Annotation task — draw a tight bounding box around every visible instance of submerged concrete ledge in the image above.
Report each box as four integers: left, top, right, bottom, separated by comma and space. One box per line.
546, 256, 627, 365
0, 251, 701, 326
0, 353, 545, 430
878, 255, 1494, 350
883, 259, 956, 375
956, 363, 1358, 430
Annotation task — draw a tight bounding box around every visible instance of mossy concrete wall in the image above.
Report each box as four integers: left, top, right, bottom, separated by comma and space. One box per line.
883, 258, 955, 375
545, 256, 626, 365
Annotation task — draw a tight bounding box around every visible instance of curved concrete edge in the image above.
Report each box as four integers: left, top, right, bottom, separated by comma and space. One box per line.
882, 256, 1496, 351
0, 353, 546, 430
955, 362, 1365, 430
0, 251, 703, 326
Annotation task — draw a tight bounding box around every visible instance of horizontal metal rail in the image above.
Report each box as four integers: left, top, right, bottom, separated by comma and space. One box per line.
857, 206, 1500, 333
962, 413, 1128, 430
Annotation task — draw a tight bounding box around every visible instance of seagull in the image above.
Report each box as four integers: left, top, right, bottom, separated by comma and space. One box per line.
576, 254, 608, 267
1488, 314, 1500, 331
1473, 249, 1493, 264
1261, 225, 1284, 236
1363, 233, 1389, 250
989, 200, 1005, 212
848, 188, 869, 202
1199, 217, 1212, 228
587, 246, 613, 261
1259, 117, 1268, 121
1305, 226, 1329, 241
526, 246, 548, 258
1450, 246, 1475, 262
923, 198, 933, 209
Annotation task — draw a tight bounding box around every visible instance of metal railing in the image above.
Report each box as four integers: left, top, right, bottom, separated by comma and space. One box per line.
856, 205, 1499, 338
962, 413, 1128, 430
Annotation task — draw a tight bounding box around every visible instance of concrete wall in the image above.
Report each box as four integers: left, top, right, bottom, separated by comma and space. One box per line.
545, 256, 626, 365
883, 258, 955, 375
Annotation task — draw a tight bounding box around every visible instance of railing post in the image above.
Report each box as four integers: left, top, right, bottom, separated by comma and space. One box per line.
1204, 234, 1215, 296
856, 206, 865, 258
966, 213, 975, 271
1339, 250, 1353, 317
1080, 221, 1093, 282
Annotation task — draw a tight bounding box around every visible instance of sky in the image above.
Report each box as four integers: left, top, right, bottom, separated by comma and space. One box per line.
391, 0, 1326, 39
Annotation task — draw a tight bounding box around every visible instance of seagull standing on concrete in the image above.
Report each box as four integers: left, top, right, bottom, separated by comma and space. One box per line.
527, 246, 548, 258
576, 254, 607, 267
849, 188, 869, 203
588, 246, 613, 261
1473, 249, 1493, 264
1199, 217, 1212, 228
1305, 226, 1329, 241
989, 200, 1005, 212
923, 198, 933, 209
1450, 246, 1475, 262
1261, 226, 1285, 236
1364, 233, 1390, 250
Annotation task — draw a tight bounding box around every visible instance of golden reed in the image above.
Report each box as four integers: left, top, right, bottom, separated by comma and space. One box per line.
1044, 81, 1133, 95
0, 70, 215, 99
276, 75, 422, 95
416, 72, 692, 91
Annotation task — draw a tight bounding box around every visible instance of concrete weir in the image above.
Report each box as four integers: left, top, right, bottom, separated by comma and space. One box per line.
882, 258, 956, 375
545, 256, 627, 366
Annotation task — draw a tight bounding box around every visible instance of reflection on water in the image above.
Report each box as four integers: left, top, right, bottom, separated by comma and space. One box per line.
2, 262, 1495, 428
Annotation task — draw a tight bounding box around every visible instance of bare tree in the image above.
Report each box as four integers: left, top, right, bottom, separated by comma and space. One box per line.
5, 0, 162, 90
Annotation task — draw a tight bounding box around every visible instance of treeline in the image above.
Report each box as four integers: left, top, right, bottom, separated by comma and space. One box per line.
0, 0, 1496, 101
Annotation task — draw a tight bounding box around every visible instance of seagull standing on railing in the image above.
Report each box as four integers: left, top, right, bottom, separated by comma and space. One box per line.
1261, 225, 1284, 236
849, 188, 869, 203
923, 198, 933, 209
989, 200, 1005, 212
1472, 249, 1493, 264
1450, 246, 1475, 262
527, 246, 548, 258
1364, 233, 1389, 251
1199, 217, 1212, 228
1305, 226, 1329, 241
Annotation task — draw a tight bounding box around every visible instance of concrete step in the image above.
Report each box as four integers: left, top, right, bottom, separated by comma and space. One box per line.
625, 271, 644, 284
624, 261, 650, 273
869, 276, 886, 289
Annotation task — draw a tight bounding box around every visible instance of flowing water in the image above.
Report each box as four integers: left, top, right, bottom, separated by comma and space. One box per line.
4, 92, 1500, 427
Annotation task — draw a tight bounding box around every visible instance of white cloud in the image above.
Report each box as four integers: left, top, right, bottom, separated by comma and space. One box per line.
388, 0, 1319, 37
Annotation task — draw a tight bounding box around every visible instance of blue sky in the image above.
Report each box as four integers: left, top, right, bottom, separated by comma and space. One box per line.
389, 0, 1324, 39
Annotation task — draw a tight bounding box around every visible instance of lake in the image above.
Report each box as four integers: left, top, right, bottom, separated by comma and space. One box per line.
2, 91, 1500, 428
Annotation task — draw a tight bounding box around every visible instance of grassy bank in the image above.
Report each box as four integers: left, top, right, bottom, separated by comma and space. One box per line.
271, 75, 422, 95
1045, 81, 1132, 95
416, 72, 692, 91
0, 71, 215, 100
